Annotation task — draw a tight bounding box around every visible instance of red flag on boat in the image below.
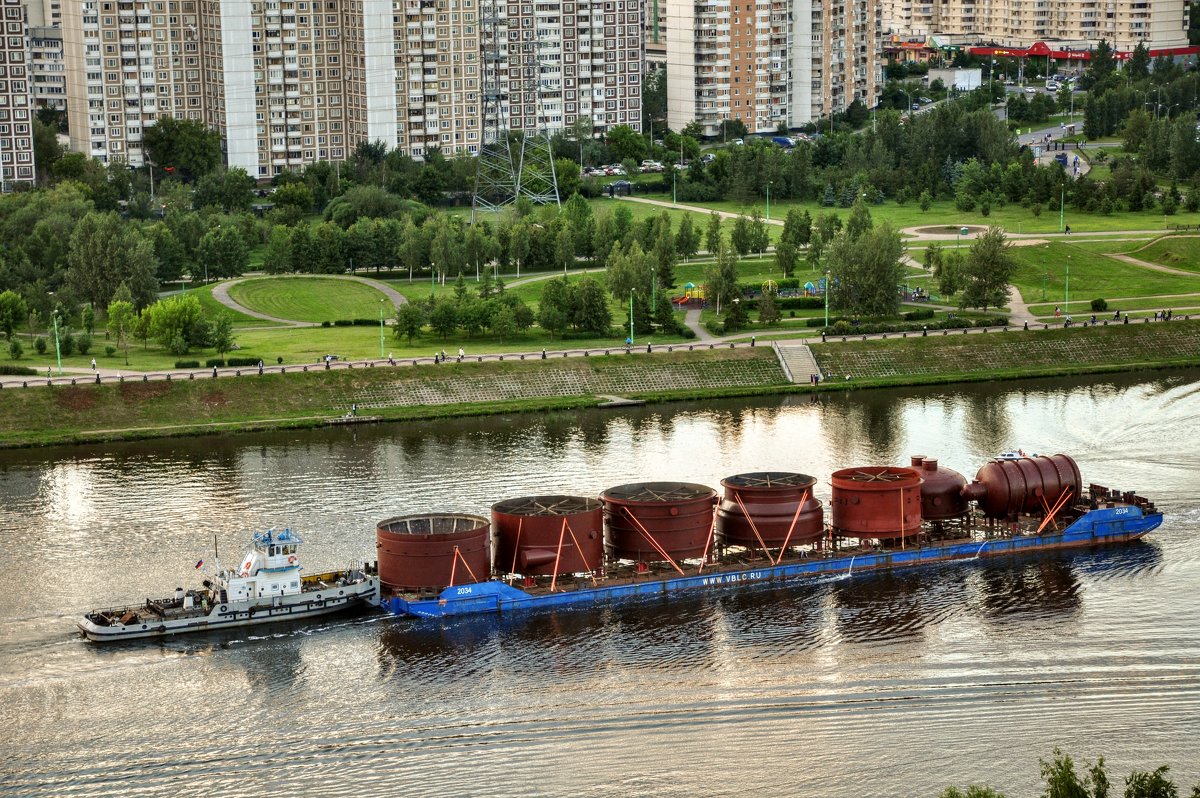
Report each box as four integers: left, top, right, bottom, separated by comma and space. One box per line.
194, 559, 204, 569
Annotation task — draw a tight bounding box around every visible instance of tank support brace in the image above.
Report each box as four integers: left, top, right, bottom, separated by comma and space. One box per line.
732, 492, 771, 561
774, 490, 810, 565
621, 507, 685, 576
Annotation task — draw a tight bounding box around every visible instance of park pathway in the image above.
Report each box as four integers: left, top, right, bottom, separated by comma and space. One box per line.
211, 274, 408, 326
1108, 253, 1199, 278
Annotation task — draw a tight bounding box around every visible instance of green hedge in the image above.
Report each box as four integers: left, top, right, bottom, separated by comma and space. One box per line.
0, 365, 37, 376
206, 358, 225, 368
227, 357, 262, 367
824, 316, 1009, 336
174, 360, 200, 368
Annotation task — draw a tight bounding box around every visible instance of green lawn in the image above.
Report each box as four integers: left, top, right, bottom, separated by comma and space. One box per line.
1011, 240, 1200, 303
228, 276, 392, 323
621, 195, 1200, 236
1124, 236, 1200, 274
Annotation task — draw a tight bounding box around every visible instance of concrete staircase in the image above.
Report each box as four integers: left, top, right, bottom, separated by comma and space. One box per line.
774, 343, 821, 383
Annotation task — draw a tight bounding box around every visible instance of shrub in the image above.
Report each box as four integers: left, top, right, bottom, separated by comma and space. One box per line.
8, 338, 22, 360
902, 308, 936, 321
76, 333, 92, 355
227, 356, 261, 367
321, 320, 332, 327
0, 364, 37, 375
60, 333, 75, 357
1090, 298, 1108, 312
174, 360, 201, 368
34, 336, 46, 354
205, 358, 226, 368
679, 326, 696, 340
805, 317, 827, 327
104, 345, 116, 357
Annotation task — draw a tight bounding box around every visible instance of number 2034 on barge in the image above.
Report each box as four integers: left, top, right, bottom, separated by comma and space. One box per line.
376, 453, 1163, 619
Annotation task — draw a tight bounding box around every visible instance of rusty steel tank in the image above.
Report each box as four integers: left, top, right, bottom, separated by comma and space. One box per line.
600, 482, 717, 561
491, 495, 604, 576
963, 453, 1083, 519
830, 466, 923, 540
717, 472, 824, 548
909, 456, 969, 520
376, 513, 491, 591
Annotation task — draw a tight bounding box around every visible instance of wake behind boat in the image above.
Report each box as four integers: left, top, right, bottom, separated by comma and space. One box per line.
79, 529, 379, 642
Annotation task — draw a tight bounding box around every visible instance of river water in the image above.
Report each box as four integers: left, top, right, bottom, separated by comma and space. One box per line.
1, 371, 1198, 797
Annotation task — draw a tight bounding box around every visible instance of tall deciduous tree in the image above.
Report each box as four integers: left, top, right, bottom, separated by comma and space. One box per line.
105, 291, 137, 366
826, 225, 904, 318
142, 116, 222, 182
960, 225, 1016, 312
66, 212, 159, 309
0, 290, 27, 339
197, 225, 249, 280
393, 303, 426, 344
705, 211, 723, 255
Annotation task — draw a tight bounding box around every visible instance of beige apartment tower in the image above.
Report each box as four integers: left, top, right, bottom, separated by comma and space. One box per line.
885, 1, 1191, 52
667, 0, 881, 136
62, 0, 641, 174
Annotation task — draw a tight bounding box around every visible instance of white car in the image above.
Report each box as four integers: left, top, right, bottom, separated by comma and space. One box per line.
1024, 86, 1037, 94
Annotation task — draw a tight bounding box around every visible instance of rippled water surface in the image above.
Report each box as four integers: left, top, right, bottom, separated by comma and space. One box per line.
2, 371, 1198, 797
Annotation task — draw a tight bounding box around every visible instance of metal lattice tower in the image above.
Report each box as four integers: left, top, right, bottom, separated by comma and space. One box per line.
513, 46, 560, 207
472, 0, 517, 218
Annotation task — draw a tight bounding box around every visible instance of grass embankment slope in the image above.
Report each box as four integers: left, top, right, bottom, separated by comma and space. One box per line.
3, 323, 1197, 449
0, 348, 786, 448
812, 320, 1200, 386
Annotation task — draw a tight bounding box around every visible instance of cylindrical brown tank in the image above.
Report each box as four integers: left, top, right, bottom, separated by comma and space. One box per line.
600, 482, 717, 561
830, 466, 923, 539
376, 513, 491, 591
491, 495, 604, 576
963, 453, 1083, 518
717, 472, 824, 547
910, 455, 969, 520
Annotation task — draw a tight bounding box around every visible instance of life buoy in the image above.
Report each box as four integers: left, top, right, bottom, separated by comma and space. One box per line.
287, 555, 297, 564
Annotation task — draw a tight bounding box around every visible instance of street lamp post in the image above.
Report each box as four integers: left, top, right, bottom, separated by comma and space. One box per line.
765, 181, 772, 223
51, 308, 62, 376
379, 298, 386, 359
1042, 245, 1048, 301
824, 270, 830, 327
629, 288, 635, 344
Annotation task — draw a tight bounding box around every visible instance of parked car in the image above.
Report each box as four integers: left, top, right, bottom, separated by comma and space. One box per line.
701, 153, 716, 163
918, 96, 932, 104
771, 135, 794, 148
1024, 86, 1037, 94
732, 138, 744, 145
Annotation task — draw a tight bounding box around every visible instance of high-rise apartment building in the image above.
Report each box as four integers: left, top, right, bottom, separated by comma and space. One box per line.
29, 25, 66, 110
1, 0, 36, 189
884, 1, 1191, 53
62, 0, 640, 174
667, 0, 881, 136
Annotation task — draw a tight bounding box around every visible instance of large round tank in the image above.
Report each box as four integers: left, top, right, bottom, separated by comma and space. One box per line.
717, 472, 824, 547
830, 466, 923, 539
963, 453, 1082, 519
600, 482, 717, 561
377, 513, 491, 591
492, 495, 604, 576
910, 456, 969, 520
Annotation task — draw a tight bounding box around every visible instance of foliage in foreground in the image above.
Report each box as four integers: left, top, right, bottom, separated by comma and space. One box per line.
940, 748, 1200, 798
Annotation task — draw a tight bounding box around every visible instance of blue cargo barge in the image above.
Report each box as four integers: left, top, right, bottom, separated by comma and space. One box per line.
380, 502, 1162, 619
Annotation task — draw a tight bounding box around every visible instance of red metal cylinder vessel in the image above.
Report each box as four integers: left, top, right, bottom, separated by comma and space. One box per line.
830, 466, 923, 539
963, 453, 1083, 518
376, 513, 491, 591
492, 495, 604, 576
717, 472, 824, 547
910, 456, 969, 520
600, 482, 717, 561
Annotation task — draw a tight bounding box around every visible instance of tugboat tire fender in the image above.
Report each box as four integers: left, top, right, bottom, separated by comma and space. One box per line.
219, 605, 227, 613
